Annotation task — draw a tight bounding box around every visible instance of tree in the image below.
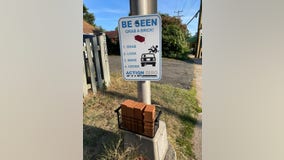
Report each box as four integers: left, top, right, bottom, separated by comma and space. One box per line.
83, 4, 95, 26
97, 26, 105, 32
161, 14, 190, 59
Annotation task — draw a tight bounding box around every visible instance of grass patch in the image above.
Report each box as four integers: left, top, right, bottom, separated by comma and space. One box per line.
83, 72, 201, 159
151, 80, 200, 159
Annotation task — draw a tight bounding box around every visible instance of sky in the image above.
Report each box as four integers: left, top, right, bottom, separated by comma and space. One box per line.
83, 0, 200, 35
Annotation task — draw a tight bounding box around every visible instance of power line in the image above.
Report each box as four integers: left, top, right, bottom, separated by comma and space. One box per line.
181, 0, 200, 25
186, 10, 199, 25
184, 0, 199, 16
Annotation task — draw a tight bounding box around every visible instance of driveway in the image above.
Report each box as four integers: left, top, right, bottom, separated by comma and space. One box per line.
108, 55, 195, 89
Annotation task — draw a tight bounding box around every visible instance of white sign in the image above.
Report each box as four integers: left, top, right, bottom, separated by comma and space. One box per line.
118, 14, 162, 81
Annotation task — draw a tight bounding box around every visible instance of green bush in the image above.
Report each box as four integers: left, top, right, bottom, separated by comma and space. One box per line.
161, 14, 190, 60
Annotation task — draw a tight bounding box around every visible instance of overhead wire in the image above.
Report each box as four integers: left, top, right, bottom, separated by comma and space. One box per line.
186, 10, 199, 25
182, 0, 197, 22
185, 0, 200, 24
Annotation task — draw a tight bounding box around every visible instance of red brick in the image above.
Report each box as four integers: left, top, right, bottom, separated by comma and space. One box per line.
144, 122, 155, 128
131, 120, 138, 133
144, 130, 154, 134
122, 120, 131, 130
122, 116, 133, 130
134, 35, 145, 42
144, 120, 154, 136
133, 102, 146, 120
144, 127, 154, 131
136, 120, 144, 134
121, 99, 134, 116
121, 100, 135, 118
120, 100, 157, 136
144, 130, 154, 137
144, 126, 154, 130
143, 105, 155, 122
137, 125, 144, 133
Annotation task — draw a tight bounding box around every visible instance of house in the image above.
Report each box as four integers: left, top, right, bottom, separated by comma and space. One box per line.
83, 20, 100, 35
105, 30, 118, 43
105, 30, 120, 55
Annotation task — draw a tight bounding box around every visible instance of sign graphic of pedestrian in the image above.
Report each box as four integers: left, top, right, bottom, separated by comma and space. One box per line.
148, 45, 158, 54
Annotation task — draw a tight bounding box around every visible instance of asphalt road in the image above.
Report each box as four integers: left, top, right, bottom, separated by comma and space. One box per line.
108, 55, 194, 89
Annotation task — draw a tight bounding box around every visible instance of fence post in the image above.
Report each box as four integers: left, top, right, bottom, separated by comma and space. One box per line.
92, 36, 103, 89
82, 51, 89, 97
85, 38, 97, 94
98, 33, 111, 87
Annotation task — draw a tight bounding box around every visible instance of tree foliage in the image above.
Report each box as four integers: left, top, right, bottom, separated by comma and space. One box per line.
106, 35, 120, 55
83, 4, 95, 26
161, 14, 190, 59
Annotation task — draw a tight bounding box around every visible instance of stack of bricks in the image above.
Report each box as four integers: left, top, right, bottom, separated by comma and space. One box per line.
121, 100, 134, 131
120, 99, 156, 137
143, 105, 156, 137
133, 102, 145, 133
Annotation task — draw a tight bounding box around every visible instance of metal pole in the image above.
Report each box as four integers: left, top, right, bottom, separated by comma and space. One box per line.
130, 0, 157, 104
130, 0, 157, 16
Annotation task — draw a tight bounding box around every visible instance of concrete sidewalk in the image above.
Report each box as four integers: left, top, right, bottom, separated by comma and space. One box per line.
190, 54, 202, 160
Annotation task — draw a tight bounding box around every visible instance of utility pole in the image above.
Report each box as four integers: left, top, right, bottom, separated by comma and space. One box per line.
130, 0, 157, 104
195, 0, 202, 58
174, 10, 184, 18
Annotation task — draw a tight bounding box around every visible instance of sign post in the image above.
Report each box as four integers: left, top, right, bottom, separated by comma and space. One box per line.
118, 0, 160, 104
119, 3, 170, 160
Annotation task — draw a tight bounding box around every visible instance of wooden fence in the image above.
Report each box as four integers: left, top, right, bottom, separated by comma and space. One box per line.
83, 33, 110, 96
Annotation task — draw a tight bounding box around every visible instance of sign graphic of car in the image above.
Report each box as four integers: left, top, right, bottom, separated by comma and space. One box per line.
141, 53, 156, 67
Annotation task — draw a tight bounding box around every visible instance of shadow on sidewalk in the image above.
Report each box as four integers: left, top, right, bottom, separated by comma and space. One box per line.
184, 58, 202, 65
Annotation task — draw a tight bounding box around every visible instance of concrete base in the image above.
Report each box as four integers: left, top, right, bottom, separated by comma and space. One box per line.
164, 143, 177, 160
123, 120, 169, 160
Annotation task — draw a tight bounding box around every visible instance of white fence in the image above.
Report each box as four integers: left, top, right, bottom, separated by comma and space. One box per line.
83, 33, 110, 96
